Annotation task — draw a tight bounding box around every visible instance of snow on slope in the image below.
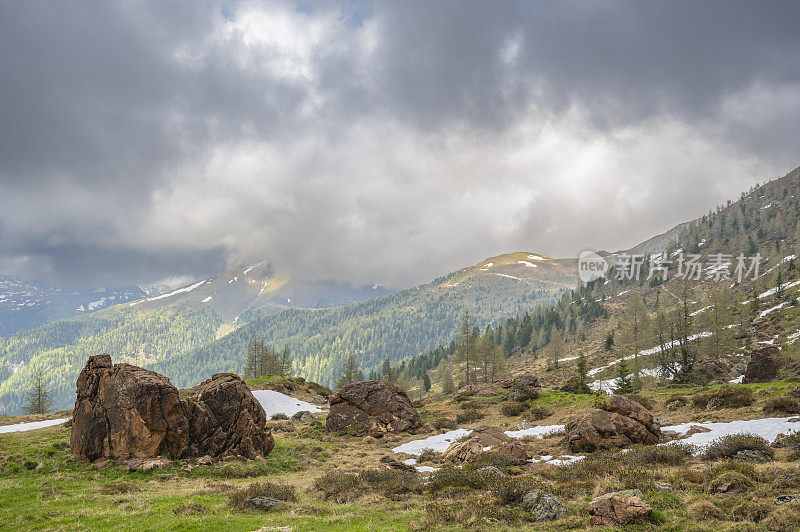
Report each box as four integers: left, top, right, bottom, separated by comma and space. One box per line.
0, 418, 69, 434
129, 279, 207, 306
251, 390, 325, 418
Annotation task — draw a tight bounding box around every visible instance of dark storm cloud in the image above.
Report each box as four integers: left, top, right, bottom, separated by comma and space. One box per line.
0, 0, 799, 287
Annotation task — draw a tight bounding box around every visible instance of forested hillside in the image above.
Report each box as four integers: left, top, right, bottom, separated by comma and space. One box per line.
158, 254, 577, 389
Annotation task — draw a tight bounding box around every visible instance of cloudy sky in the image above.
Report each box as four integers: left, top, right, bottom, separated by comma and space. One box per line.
1, 1, 799, 288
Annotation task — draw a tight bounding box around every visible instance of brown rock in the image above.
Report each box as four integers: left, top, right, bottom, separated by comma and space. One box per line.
565, 395, 660, 452
743, 344, 782, 383
182, 372, 274, 460
325, 381, 422, 436
589, 491, 652, 526
495, 440, 528, 465
514, 373, 540, 389
70, 355, 274, 462
71, 354, 189, 462
442, 427, 511, 463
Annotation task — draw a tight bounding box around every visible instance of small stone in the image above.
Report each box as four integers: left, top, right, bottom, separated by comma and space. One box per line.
521, 490, 568, 521
665, 401, 682, 411
476, 465, 506, 478
775, 495, 800, 505
196, 455, 213, 466
589, 490, 651, 526
157, 473, 176, 480
655, 481, 674, 492
243, 496, 285, 511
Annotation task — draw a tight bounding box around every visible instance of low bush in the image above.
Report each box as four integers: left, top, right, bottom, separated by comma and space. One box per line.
694, 385, 754, 409
763, 506, 800, 531
313, 471, 362, 502
228, 482, 297, 509
433, 417, 457, 430
358, 469, 421, 498
428, 464, 494, 492
100, 481, 140, 494
527, 405, 552, 420
731, 499, 773, 523
706, 471, 754, 493
686, 500, 723, 521
456, 410, 486, 424
764, 395, 800, 414
703, 434, 773, 461
270, 413, 289, 420
500, 401, 527, 417
625, 443, 695, 466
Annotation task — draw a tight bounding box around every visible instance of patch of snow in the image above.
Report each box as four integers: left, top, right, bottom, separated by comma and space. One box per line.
729, 375, 744, 384
588, 332, 712, 378
527, 254, 546, 261
617, 290, 629, 297
763, 255, 796, 276
504, 425, 564, 439
251, 390, 325, 419
690, 305, 712, 317
495, 273, 520, 280
243, 266, 254, 275
484, 262, 494, 268
415, 465, 439, 473
531, 454, 585, 466
787, 329, 800, 344
758, 302, 788, 320
517, 261, 538, 268
392, 429, 472, 455
130, 280, 206, 305
201, 296, 213, 303
0, 418, 69, 434
667, 417, 799, 452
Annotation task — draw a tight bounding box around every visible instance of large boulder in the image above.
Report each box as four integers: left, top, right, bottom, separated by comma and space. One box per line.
182, 372, 274, 459
71, 354, 189, 461
564, 395, 660, 452
71, 355, 274, 462
743, 344, 782, 383
589, 490, 651, 526
442, 427, 511, 462
326, 380, 422, 437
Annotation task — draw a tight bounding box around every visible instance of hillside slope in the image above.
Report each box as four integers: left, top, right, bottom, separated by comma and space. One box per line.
161, 252, 577, 390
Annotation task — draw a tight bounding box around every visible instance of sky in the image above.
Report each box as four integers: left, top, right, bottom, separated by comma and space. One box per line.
1, 1, 800, 289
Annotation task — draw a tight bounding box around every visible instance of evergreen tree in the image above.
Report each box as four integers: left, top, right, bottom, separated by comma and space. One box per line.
573, 352, 591, 394
23, 369, 52, 416
423, 374, 431, 394
440, 361, 455, 394
453, 310, 478, 385
613, 359, 634, 395
603, 329, 615, 350
336, 354, 364, 389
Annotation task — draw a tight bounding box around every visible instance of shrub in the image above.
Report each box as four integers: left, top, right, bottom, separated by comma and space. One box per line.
491, 476, 538, 504
228, 482, 297, 509
695, 385, 755, 409
763, 506, 800, 531
433, 417, 457, 430
313, 471, 362, 502
428, 464, 494, 492
358, 469, 421, 498
455, 390, 476, 402
500, 401, 527, 417
527, 405, 552, 420
703, 434, 774, 461
666, 395, 688, 407
625, 443, 695, 466
764, 395, 800, 414
512, 386, 540, 402
460, 400, 482, 410
686, 500, 723, 521
424, 499, 525, 527
731, 499, 772, 523
417, 448, 440, 463
706, 471, 754, 493
271, 413, 289, 420
456, 410, 485, 424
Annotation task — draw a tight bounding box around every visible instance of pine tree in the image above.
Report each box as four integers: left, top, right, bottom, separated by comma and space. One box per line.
604, 329, 615, 351
23, 369, 52, 416
423, 374, 431, 394
440, 362, 455, 394
613, 359, 634, 395
573, 352, 591, 394
454, 310, 478, 385
336, 354, 364, 389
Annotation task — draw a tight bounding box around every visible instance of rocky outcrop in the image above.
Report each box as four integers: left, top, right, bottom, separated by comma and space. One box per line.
182, 372, 274, 459
743, 344, 782, 383
325, 380, 422, 437
71, 355, 274, 462
564, 395, 660, 452
522, 490, 568, 521
589, 490, 651, 526
442, 427, 511, 462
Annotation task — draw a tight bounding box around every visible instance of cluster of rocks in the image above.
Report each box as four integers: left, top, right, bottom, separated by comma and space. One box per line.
71, 355, 274, 464
325, 380, 426, 437
440, 427, 528, 464
564, 395, 661, 452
